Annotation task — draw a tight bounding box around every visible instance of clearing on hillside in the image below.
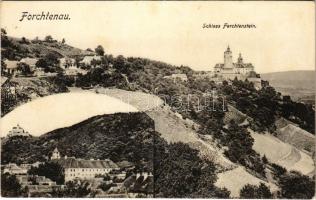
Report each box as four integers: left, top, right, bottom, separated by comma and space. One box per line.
249, 129, 315, 176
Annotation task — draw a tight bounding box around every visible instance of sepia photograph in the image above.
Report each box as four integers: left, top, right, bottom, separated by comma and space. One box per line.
0, 1, 315, 198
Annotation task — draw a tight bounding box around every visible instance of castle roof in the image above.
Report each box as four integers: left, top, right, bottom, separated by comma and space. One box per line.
54, 157, 119, 169
214, 62, 253, 69
233, 63, 254, 68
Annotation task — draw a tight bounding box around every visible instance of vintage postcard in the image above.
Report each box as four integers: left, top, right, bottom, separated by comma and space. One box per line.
0, 1, 315, 198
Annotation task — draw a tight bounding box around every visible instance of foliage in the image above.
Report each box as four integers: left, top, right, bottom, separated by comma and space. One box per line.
17, 62, 32, 76
98, 182, 114, 192
28, 162, 65, 184
278, 171, 315, 199
36, 52, 61, 72
44, 35, 54, 42
239, 183, 273, 199
51, 180, 91, 197
1, 173, 24, 197
2, 113, 155, 171
226, 78, 314, 133
95, 45, 105, 56
154, 139, 230, 198
270, 163, 287, 179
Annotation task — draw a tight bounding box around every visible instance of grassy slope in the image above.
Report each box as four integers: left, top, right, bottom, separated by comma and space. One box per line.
8, 36, 93, 58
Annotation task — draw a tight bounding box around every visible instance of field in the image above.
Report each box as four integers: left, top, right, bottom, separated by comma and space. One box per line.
276, 123, 315, 155
215, 166, 278, 197
249, 129, 314, 176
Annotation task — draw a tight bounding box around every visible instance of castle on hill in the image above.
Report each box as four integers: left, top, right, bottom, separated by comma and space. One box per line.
214, 46, 258, 80
7, 124, 31, 138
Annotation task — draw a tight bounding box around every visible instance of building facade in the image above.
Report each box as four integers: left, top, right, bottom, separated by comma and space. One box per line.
7, 124, 31, 138
214, 46, 255, 80
163, 73, 188, 83
51, 148, 119, 182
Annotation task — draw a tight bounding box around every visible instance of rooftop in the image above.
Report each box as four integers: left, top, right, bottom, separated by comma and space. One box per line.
54, 157, 119, 169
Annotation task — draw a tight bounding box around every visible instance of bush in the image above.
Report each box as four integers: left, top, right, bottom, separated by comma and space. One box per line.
28, 162, 65, 184
278, 171, 315, 199
1, 173, 23, 197
239, 183, 272, 199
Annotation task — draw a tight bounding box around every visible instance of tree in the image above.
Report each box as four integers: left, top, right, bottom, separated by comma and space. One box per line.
28, 162, 64, 184
17, 63, 32, 76
262, 155, 268, 164
36, 53, 60, 72
240, 183, 272, 199
278, 171, 315, 199
62, 38, 66, 44
52, 180, 91, 197
45, 35, 53, 42
1, 28, 11, 47
95, 45, 105, 56
114, 55, 126, 72
20, 37, 30, 44
1, 60, 7, 76
1, 173, 23, 197
154, 140, 224, 198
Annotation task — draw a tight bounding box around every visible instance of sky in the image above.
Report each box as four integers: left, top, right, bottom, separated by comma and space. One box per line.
0, 92, 138, 137
1, 1, 315, 73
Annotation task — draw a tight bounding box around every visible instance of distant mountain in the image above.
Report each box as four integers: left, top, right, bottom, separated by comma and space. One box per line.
261, 70, 315, 101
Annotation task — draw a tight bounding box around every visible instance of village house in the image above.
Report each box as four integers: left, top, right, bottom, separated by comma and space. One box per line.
59, 57, 76, 69
3, 60, 19, 76
163, 73, 188, 83
19, 57, 38, 71
3, 163, 28, 175
51, 148, 119, 182
80, 55, 102, 66
7, 124, 31, 138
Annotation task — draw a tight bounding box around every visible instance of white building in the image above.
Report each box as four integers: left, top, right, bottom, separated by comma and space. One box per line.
80, 55, 102, 66
19, 57, 38, 71
3, 163, 28, 175
3, 60, 19, 76
7, 124, 31, 138
163, 73, 188, 83
51, 148, 119, 182
59, 57, 76, 69
214, 46, 255, 80
51, 147, 61, 160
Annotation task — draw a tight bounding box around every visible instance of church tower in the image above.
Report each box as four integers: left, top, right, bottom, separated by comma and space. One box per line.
224, 46, 233, 68
51, 147, 61, 160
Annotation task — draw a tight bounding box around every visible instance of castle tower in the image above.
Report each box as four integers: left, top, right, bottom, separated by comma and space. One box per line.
238, 53, 243, 64
51, 147, 61, 160
224, 46, 233, 68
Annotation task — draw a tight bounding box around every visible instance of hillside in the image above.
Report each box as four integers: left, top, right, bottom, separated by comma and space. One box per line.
261, 70, 315, 101
1, 77, 69, 116
1, 112, 155, 168
3, 35, 93, 59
